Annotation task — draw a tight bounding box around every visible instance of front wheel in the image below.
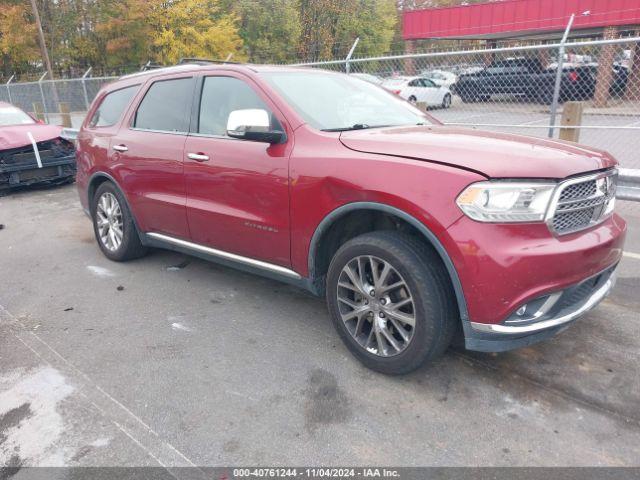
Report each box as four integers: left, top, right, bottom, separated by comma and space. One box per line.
326, 231, 458, 375
91, 182, 148, 261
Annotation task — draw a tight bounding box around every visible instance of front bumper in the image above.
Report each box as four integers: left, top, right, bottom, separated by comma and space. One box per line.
0, 137, 76, 191
463, 265, 616, 352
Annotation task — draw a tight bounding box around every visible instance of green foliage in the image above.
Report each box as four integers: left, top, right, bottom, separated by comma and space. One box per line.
234, 0, 302, 63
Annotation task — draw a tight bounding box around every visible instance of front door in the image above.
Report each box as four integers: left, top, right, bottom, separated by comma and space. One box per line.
183, 74, 292, 267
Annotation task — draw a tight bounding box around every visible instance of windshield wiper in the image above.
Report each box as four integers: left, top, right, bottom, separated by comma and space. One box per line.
323, 123, 404, 132
322, 123, 372, 132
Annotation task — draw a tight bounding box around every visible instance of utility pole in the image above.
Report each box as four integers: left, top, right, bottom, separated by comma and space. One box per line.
29, 0, 59, 115
30, 0, 54, 82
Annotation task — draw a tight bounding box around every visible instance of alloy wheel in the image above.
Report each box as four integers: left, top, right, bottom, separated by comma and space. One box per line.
336, 255, 416, 357
96, 192, 123, 252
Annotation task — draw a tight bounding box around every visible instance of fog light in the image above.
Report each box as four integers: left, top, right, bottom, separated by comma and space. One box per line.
516, 305, 527, 316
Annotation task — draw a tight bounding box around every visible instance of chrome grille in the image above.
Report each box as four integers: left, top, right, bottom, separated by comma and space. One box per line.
559, 180, 597, 201
549, 171, 616, 235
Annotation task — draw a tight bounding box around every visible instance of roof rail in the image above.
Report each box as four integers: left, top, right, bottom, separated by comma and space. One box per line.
140, 61, 164, 71
177, 57, 242, 66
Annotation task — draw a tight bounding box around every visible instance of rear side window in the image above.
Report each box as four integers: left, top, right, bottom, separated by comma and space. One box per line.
89, 86, 138, 128
134, 77, 194, 133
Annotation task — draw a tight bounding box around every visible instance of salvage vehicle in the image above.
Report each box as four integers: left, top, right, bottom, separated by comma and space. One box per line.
0, 102, 76, 193
76, 62, 625, 374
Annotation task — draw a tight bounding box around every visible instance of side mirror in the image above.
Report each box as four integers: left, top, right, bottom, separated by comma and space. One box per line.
226, 109, 285, 144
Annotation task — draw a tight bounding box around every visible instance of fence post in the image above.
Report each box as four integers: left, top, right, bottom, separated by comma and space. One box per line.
345, 37, 360, 74
81, 66, 92, 110
37, 71, 50, 124
559, 101, 583, 142
6, 74, 14, 104
548, 13, 575, 138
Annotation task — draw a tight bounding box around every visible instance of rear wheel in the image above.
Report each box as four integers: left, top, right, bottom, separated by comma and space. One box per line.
408, 95, 417, 105
442, 93, 452, 109
91, 182, 147, 261
326, 231, 457, 375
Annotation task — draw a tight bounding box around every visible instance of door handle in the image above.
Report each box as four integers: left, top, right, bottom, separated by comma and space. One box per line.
113, 144, 128, 152
187, 152, 210, 162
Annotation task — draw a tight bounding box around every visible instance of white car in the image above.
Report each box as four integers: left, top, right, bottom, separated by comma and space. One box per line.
382, 76, 452, 109
421, 69, 458, 88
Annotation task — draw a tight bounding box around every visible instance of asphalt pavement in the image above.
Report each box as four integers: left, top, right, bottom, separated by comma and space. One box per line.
1, 184, 639, 470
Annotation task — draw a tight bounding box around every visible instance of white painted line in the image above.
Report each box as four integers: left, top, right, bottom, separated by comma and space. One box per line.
27, 131, 43, 169
623, 251, 640, 261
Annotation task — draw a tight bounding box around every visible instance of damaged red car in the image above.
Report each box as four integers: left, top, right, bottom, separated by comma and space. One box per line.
0, 102, 76, 194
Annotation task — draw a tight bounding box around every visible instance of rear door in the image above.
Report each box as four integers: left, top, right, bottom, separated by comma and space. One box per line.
183, 73, 292, 266
110, 74, 196, 239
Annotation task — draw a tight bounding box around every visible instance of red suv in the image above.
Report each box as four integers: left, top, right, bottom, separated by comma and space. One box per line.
76, 62, 626, 374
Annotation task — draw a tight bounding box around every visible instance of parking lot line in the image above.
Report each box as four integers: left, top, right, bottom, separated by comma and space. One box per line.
623, 251, 640, 260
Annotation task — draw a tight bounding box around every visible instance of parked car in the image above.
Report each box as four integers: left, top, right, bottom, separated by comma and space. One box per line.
0, 102, 76, 194
454, 57, 596, 103
77, 63, 625, 374
350, 73, 384, 85
421, 69, 458, 88
382, 76, 452, 108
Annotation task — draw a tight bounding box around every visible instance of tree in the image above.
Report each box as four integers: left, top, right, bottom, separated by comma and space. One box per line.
233, 0, 301, 63
149, 0, 245, 64
297, 0, 397, 61
0, 1, 39, 77
94, 0, 154, 70
335, 0, 397, 58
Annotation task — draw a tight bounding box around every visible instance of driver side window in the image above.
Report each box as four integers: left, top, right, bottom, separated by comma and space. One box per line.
198, 76, 279, 137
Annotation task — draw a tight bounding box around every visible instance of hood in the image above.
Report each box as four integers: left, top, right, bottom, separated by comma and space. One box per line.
339, 125, 616, 179
0, 124, 63, 150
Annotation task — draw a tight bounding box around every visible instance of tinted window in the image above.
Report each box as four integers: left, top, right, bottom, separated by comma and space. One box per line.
423, 79, 437, 87
89, 86, 138, 128
198, 76, 274, 136
134, 78, 193, 132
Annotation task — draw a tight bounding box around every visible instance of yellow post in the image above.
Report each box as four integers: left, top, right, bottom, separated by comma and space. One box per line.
59, 102, 72, 127
32, 102, 45, 122
559, 101, 583, 143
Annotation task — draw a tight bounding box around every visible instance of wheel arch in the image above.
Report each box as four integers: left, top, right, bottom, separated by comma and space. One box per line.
307, 202, 469, 322
87, 171, 143, 236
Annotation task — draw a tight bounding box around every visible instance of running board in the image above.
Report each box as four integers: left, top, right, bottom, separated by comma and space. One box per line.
146, 232, 302, 280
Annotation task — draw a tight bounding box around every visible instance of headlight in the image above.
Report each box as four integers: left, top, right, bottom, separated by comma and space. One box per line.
456, 181, 556, 222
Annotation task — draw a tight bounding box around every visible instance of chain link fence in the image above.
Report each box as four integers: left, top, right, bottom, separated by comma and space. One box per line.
0, 75, 117, 128
1, 37, 638, 216
296, 36, 640, 216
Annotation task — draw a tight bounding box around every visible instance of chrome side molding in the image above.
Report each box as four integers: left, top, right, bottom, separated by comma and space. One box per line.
146, 232, 301, 280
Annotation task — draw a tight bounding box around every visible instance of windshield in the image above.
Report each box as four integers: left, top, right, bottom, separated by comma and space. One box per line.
262, 71, 430, 131
0, 105, 36, 126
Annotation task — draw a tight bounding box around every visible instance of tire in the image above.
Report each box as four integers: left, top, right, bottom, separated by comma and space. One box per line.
326, 231, 458, 375
408, 95, 417, 105
91, 182, 148, 262
441, 93, 452, 109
